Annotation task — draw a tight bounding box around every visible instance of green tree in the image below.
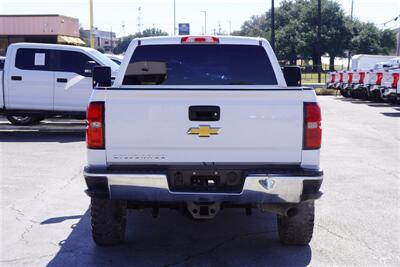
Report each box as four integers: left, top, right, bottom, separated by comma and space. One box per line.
96, 47, 105, 53
300, 0, 351, 70
234, 0, 350, 68
349, 21, 382, 54
140, 28, 169, 37
113, 35, 135, 54
233, 0, 396, 71
233, 13, 270, 38
113, 28, 168, 54
275, 0, 308, 64
379, 29, 397, 54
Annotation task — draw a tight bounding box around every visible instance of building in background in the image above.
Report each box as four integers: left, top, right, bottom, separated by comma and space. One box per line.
0, 14, 85, 56
82, 28, 116, 53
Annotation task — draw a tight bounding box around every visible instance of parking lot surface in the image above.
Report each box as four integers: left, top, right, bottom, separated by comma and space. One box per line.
0, 96, 399, 267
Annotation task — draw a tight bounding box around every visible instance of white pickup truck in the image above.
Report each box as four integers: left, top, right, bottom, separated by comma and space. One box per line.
0, 43, 119, 125
382, 69, 400, 103
84, 36, 323, 246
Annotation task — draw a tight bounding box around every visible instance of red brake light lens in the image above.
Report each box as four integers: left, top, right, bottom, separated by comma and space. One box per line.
359, 72, 365, 84
348, 73, 353, 83
339, 73, 343, 82
181, 36, 219, 44
376, 72, 383, 85
86, 102, 105, 149
331, 73, 336, 83
304, 103, 322, 150
392, 73, 399, 88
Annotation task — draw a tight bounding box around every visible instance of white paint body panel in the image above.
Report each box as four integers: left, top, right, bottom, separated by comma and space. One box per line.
4, 45, 53, 110
53, 71, 92, 111
382, 69, 399, 89
104, 90, 304, 164
351, 54, 396, 70
87, 149, 107, 167
2, 42, 118, 112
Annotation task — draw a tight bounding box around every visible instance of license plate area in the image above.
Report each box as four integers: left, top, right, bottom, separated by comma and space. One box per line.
168, 169, 244, 193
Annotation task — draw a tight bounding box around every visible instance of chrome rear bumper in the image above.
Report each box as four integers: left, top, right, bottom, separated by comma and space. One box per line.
84, 167, 323, 204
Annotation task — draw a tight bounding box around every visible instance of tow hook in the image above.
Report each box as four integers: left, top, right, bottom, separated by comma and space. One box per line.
186, 202, 220, 219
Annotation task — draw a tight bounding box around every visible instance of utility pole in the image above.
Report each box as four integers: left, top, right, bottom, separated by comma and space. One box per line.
347, 0, 354, 70
227, 20, 232, 35
122, 21, 125, 38
137, 6, 143, 34
110, 26, 113, 53
89, 0, 94, 48
317, 0, 321, 83
217, 22, 222, 35
271, 0, 275, 50
173, 0, 177, 35
201, 11, 207, 35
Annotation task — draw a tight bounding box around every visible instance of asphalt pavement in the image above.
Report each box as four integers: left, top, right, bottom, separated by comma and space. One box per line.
0, 96, 399, 266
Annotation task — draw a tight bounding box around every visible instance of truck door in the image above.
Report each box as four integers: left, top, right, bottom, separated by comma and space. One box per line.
7, 48, 54, 110
52, 50, 97, 112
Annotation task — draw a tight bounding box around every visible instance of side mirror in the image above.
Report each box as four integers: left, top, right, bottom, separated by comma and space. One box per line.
93, 66, 111, 88
84, 61, 97, 75
283, 66, 302, 87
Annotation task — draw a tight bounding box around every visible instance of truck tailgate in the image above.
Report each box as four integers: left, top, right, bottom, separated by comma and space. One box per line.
105, 89, 303, 164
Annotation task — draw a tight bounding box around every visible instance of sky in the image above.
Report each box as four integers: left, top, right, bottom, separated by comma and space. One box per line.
0, 0, 399, 37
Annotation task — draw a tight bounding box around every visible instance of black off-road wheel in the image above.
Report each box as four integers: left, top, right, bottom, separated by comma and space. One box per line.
91, 198, 127, 246
277, 201, 315, 246
340, 90, 348, 97
6, 115, 44, 125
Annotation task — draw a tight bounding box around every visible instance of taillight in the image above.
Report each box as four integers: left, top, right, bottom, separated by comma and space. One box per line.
181, 36, 219, 44
392, 73, 399, 88
304, 103, 322, 150
348, 73, 353, 84
359, 72, 365, 84
331, 73, 336, 83
376, 72, 383, 85
339, 73, 343, 82
86, 102, 105, 149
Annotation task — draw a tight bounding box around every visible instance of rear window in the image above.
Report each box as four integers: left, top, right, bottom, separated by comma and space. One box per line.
123, 44, 277, 86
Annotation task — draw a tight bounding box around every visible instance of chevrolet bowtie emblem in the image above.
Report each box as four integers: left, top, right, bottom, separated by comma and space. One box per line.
187, 125, 221, 137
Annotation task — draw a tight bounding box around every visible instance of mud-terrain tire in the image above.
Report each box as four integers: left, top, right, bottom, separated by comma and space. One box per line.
340, 90, 348, 97
277, 201, 314, 246
91, 198, 127, 246
6, 115, 43, 125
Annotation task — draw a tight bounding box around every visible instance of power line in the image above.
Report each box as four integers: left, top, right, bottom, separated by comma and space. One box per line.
381, 14, 400, 27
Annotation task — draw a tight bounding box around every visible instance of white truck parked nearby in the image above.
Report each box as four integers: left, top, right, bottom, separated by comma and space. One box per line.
382, 69, 400, 103
0, 43, 119, 125
105, 54, 123, 65
350, 54, 396, 70
84, 36, 323, 246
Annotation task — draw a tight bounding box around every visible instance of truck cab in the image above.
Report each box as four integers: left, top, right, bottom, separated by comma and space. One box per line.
0, 43, 119, 125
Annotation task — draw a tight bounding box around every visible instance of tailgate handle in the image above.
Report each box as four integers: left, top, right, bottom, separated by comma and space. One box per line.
11, 76, 22, 81
57, 78, 68, 83
189, 106, 220, 121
